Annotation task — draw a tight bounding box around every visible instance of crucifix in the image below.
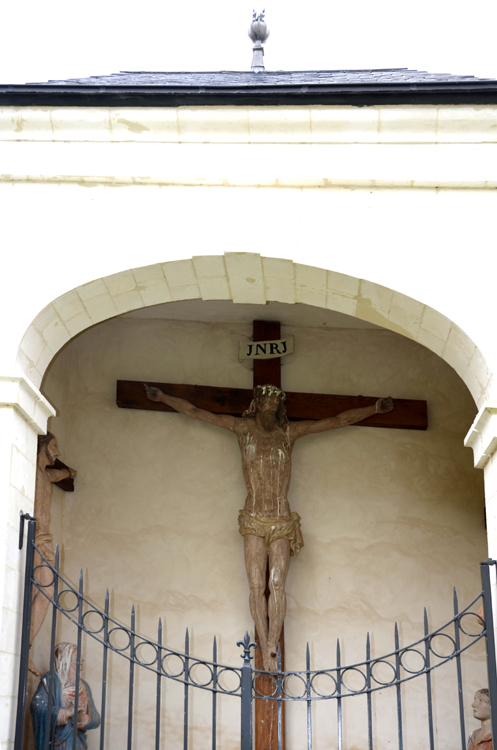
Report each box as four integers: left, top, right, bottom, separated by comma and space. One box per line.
116, 320, 427, 750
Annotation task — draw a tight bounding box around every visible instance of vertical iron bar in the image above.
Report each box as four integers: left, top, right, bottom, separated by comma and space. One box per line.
72, 570, 84, 750
127, 605, 135, 750
14, 514, 36, 750
306, 643, 312, 750
239, 633, 254, 750
155, 617, 162, 750
481, 562, 497, 738
394, 623, 403, 750
453, 588, 466, 750
99, 589, 109, 750
277, 644, 283, 750
184, 628, 189, 750
212, 636, 217, 750
366, 633, 373, 750
337, 639, 342, 750
424, 609, 435, 750
43, 545, 60, 750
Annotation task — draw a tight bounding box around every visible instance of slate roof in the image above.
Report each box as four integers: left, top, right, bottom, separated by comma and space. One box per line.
2, 68, 497, 106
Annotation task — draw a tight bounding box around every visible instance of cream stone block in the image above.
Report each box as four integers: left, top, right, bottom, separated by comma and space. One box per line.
0, 107, 53, 140
442, 324, 476, 378
50, 108, 112, 140
162, 259, 197, 288
110, 109, 178, 141
2, 567, 20, 615
248, 108, 311, 143
139, 281, 173, 307
465, 348, 493, 406
388, 293, 424, 338
132, 263, 166, 285
419, 306, 452, 344
195, 277, 231, 300
9, 447, 35, 498
262, 257, 296, 304
326, 291, 358, 317
177, 108, 249, 143
104, 269, 137, 297
295, 263, 327, 307
64, 311, 93, 337
0, 653, 19, 695
39, 315, 71, 354
77, 278, 110, 302
162, 259, 201, 301
0, 605, 22, 655
112, 290, 145, 315
416, 327, 446, 357
437, 106, 497, 143
310, 107, 379, 143
356, 279, 392, 326
327, 270, 360, 298
35, 346, 54, 377
81, 292, 119, 324
31, 304, 60, 333
52, 289, 87, 323
378, 107, 438, 142
20, 326, 45, 369
224, 253, 265, 304
192, 256, 230, 300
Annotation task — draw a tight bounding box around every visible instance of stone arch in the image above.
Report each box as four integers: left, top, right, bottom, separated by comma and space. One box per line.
17, 252, 491, 409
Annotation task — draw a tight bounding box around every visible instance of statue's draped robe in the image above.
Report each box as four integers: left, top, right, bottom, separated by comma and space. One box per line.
30, 672, 100, 749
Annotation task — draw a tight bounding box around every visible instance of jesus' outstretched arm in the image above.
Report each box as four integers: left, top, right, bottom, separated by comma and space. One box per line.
291, 397, 394, 439
144, 384, 238, 432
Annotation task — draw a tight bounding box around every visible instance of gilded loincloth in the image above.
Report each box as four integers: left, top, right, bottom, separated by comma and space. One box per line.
35, 529, 55, 565
238, 510, 304, 557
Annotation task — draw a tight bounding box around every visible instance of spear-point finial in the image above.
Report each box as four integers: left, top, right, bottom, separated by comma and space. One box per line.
248, 10, 269, 73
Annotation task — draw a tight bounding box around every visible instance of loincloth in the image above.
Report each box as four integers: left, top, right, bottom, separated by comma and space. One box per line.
35, 529, 55, 565
238, 510, 304, 557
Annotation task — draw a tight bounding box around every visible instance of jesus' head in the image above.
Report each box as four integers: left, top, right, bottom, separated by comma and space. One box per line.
244, 384, 289, 430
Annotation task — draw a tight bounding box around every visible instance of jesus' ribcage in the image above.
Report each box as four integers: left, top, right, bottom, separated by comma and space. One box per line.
239, 424, 292, 517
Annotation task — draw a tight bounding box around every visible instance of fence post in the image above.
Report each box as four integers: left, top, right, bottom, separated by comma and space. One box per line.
14, 512, 37, 750
238, 632, 256, 750
481, 560, 497, 734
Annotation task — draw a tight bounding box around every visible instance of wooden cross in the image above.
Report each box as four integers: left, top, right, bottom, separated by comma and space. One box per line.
116, 320, 427, 750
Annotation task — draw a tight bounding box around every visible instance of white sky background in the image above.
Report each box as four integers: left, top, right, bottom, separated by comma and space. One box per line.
2, 0, 497, 84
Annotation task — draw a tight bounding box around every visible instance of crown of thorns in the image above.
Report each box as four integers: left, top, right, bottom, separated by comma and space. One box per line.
253, 384, 286, 401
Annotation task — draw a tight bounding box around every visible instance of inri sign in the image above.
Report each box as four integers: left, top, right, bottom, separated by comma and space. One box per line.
239, 337, 294, 361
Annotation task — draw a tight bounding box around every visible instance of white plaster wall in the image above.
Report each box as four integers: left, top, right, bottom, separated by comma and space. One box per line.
26, 310, 487, 750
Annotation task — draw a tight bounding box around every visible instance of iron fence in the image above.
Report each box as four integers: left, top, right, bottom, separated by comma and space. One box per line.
14, 513, 497, 749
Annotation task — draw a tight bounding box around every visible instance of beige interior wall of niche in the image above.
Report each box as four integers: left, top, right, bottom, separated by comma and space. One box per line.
28, 308, 486, 750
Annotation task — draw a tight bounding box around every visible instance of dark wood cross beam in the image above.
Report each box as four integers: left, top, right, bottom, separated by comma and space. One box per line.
116, 320, 427, 750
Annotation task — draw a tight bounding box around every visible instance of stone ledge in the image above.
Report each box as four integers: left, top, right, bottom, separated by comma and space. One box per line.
464, 401, 497, 469
0, 376, 55, 434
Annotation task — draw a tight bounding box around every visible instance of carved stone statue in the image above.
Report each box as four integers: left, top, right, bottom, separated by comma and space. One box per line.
30, 642, 100, 750
468, 689, 492, 750
145, 382, 393, 671
29, 433, 77, 676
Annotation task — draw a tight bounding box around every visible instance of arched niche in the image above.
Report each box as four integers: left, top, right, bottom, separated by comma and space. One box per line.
16, 253, 491, 411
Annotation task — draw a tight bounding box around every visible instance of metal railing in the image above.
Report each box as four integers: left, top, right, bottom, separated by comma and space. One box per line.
14, 513, 497, 749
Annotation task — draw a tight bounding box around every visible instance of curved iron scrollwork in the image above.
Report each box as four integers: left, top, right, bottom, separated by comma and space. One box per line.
31, 540, 486, 701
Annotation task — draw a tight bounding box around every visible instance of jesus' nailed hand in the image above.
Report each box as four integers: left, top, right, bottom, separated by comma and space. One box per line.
144, 383, 394, 672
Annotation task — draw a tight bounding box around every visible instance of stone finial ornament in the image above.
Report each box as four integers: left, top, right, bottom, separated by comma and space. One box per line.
249, 10, 269, 73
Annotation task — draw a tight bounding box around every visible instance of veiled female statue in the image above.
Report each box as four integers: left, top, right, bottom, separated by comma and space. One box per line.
30, 642, 100, 749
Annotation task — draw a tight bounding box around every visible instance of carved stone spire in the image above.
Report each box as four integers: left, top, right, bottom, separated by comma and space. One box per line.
248, 10, 269, 73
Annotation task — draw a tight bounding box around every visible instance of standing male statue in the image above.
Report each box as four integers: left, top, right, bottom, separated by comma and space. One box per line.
145, 383, 393, 671
29, 433, 77, 676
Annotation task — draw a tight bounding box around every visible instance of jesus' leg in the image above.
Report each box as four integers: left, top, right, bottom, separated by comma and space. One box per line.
29, 550, 54, 675
266, 538, 291, 672
244, 535, 269, 662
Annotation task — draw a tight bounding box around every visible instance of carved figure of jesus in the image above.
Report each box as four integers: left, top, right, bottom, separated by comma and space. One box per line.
145, 383, 393, 671
29, 434, 77, 676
